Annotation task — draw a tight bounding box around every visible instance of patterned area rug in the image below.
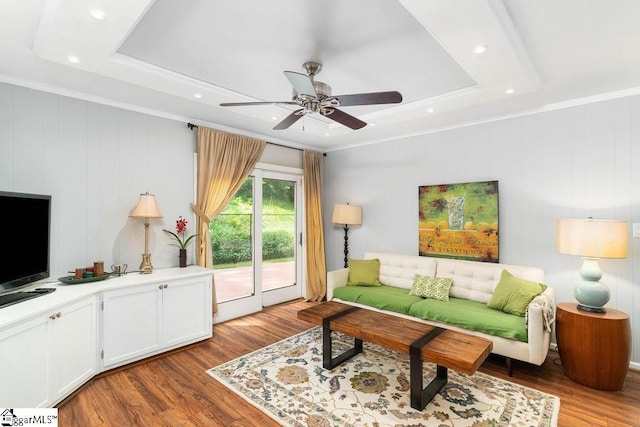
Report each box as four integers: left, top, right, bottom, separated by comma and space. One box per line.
207, 327, 559, 426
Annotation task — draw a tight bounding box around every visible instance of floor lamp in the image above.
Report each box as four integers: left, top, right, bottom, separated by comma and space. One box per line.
332, 203, 362, 268
130, 192, 163, 274
556, 217, 628, 313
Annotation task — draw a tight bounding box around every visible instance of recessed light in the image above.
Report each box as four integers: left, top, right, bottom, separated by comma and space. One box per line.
193, 93, 202, 99
272, 116, 278, 121
325, 132, 330, 136
369, 122, 376, 126
89, 9, 106, 20
474, 45, 487, 54
427, 108, 435, 113
67, 55, 80, 64
505, 88, 515, 95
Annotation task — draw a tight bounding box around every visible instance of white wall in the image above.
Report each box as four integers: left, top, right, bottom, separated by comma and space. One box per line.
3, 80, 637, 366
0, 82, 198, 277
323, 95, 640, 366
0, 81, 303, 304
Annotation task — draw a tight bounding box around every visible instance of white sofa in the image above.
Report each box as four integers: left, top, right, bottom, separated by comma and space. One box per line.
327, 252, 555, 374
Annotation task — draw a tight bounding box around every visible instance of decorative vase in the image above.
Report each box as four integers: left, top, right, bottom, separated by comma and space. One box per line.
179, 249, 187, 268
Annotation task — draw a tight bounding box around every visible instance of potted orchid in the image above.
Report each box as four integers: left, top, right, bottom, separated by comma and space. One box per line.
163, 216, 196, 267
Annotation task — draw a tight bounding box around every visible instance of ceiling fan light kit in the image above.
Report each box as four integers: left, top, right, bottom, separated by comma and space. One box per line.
220, 61, 402, 130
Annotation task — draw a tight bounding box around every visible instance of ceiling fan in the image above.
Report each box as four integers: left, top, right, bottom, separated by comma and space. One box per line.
220, 61, 403, 130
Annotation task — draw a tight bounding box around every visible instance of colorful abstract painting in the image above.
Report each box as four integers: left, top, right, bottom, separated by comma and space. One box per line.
419, 180, 499, 262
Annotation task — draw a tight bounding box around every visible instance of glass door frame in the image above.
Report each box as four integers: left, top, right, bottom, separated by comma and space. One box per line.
261, 170, 303, 307
213, 166, 303, 324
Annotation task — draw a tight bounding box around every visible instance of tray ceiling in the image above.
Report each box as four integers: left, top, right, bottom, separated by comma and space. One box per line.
2, 0, 640, 151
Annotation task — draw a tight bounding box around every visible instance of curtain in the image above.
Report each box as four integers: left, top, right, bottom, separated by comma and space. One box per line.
303, 150, 326, 301
191, 126, 266, 313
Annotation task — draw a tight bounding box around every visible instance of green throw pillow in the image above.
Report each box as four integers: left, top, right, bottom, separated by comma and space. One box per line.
487, 270, 547, 317
408, 274, 452, 301
347, 258, 381, 286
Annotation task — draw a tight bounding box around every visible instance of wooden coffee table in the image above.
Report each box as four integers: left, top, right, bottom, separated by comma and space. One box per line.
297, 301, 492, 410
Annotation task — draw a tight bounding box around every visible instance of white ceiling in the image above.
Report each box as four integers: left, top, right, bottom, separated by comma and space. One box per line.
2, 0, 640, 151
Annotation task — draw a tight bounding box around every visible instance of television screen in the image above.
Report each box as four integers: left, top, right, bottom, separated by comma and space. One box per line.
0, 191, 51, 294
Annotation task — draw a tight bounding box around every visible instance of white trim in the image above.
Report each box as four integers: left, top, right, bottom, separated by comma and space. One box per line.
0, 73, 320, 152
325, 84, 640, 153
254, 162, 303, 175
4, 71, 640, 155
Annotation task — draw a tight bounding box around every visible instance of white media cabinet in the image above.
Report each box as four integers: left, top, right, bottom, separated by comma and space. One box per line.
0, 266, 213, 408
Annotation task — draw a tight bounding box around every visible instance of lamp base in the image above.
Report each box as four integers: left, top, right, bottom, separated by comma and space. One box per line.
576, 304, 607, 313
342, 225, 350, 268
573, 258, 610, 314
574, 282, 609, 312
139, 253, 153, 274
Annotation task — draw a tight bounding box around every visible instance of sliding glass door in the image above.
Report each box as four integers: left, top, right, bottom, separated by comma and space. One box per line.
261, 172, 302, 306
212, 169, 302, 322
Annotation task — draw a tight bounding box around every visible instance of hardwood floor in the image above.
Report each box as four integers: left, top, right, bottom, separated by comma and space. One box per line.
58, 299, 640, 426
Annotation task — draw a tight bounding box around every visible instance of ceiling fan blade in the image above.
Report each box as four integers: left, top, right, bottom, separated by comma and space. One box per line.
273, 109, 305, 130
330, 91, 403, 107
321, 107, 367, 130
220, 101, 298, 107
284, 71, 317, 98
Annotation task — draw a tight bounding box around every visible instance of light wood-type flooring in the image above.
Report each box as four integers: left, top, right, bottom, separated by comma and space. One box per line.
58, 299, 640, 426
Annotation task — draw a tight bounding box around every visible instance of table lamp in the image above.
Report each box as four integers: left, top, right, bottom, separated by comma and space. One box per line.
556, 217, 628, 313
130, 192, 163, 274
332, 203, 362, 268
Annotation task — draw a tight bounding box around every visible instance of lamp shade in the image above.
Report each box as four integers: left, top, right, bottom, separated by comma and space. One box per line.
557, 218, 627, 259
130, 192, 163, 218
332, 204, 362, 225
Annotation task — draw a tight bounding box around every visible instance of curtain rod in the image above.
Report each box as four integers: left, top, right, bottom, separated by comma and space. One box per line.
187, 122, 307, 153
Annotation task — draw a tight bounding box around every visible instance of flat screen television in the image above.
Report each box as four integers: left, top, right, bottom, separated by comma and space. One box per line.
0, 191, 51, 295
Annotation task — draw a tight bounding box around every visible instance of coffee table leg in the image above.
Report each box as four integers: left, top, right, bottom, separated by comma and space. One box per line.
323, 326, 363, 369
321, 306, 363, 369
410, 359, 448, 410
409, 327, 447, 410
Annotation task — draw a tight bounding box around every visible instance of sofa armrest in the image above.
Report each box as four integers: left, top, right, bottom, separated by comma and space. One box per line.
525, 286, 556, 365
327, 268, 349, 300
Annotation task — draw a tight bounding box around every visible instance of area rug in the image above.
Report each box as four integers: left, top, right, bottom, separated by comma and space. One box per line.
207, 327, 560, 426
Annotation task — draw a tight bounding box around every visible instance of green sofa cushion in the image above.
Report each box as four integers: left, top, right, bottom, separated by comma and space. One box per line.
333, 285, 423, 315
409, 297, 528, 342
333, 284, 529, 342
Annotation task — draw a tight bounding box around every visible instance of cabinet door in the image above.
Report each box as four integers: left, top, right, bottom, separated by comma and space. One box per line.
162, 276, 212, 348
50, 296, 97, 404
101, 284, 161, 368
0, 316, 49, 407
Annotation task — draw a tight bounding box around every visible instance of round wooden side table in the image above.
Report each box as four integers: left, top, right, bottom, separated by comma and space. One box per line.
556, 302, 631, 391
